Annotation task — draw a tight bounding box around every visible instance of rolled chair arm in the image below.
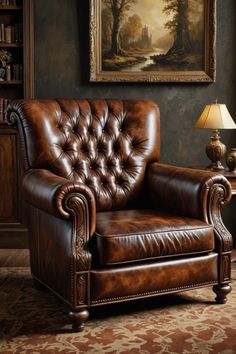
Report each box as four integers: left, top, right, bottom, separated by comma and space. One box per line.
23, 169, 96, 236
146, 163, 232, 222
146, 163, 233, 280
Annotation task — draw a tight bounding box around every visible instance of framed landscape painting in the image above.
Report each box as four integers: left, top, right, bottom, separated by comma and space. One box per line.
90, 0, 216, 82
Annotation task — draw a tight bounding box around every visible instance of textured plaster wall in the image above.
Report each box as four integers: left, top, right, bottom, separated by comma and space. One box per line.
34, 0, 236, 168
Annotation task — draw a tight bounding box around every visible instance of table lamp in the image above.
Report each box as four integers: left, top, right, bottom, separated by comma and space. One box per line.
195, 102, 236, 171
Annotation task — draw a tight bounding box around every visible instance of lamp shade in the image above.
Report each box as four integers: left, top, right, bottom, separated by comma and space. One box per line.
195, 104, 236, 129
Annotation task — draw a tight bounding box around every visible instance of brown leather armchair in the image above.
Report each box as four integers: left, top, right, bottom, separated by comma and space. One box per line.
8, 99, 233, 331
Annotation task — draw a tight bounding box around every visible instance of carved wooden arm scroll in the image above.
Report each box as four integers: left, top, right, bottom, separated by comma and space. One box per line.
22, 168, 96, 308
64, 193, 95, 308
64, 193, 92, 272
205, 181, 232, 283
205, 182, 232, 253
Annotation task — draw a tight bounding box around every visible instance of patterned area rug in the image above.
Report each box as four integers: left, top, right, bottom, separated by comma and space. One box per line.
0, 265, 236, 354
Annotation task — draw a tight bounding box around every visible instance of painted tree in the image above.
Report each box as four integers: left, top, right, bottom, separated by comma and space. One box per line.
188, 0, 204, 52
163, 0, 192, 55
120, 14, 142, 49
103, 0, 137, 55
102, 8, 113, 51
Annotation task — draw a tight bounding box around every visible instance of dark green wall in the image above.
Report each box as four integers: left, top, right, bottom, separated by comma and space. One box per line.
34, 0, 236, 168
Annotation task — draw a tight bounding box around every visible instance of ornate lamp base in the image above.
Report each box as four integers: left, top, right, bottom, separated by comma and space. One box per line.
206, 129, 226, 171
208, 161, 225, 171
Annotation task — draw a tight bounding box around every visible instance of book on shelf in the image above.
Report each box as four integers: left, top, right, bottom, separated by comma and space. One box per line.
0, 1, 18, 6
0, 63, 23, 81
14, 23, 22, 43
13, 63, 23, 80
0, 23, 22, 44
6, 64, 11, 80
0, 97, 3, 121
0, 24, 4, 42
5, 26, 14, 44
0, 97, 10, 122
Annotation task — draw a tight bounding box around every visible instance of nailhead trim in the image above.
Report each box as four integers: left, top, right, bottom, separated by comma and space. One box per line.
91, 280, 216, 304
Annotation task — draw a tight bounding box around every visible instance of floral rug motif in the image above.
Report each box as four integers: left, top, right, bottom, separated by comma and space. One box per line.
0, 265, 236, 353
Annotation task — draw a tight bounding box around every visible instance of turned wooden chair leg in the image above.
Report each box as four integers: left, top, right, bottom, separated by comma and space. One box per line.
213, 284, 232, 304
69, 309, 89, 332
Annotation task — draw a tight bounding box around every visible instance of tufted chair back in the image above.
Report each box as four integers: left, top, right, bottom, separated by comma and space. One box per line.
10, 99, 160, 211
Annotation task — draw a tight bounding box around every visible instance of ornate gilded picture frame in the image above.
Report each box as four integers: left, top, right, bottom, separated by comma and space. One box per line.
90, 0, 216, 83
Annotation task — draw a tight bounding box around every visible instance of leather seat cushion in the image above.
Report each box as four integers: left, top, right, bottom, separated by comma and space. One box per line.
93, 209, 215, 265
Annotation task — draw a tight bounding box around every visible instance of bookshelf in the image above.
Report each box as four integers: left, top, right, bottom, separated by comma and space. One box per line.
0, 0, 34, 248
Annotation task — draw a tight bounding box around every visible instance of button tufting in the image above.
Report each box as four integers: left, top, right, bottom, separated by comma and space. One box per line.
81, 144, 88, 153
17, 99, 159, 215
88, 126, 94, 135
85, 178, 91, 186
91, 162, 97, 170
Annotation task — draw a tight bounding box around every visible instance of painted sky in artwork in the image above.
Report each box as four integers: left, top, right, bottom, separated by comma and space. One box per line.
101, 0, 172, 43
102, 0, 204, 45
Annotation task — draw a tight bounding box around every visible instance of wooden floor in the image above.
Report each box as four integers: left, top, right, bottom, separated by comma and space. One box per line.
0, 248, 235, 267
